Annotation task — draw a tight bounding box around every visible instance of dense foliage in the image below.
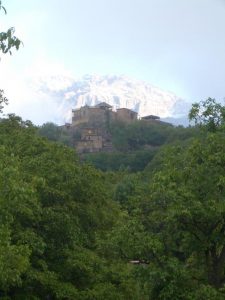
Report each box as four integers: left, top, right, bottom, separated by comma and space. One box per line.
0, 115, 142, 299
1, 99, 225, 299
109, 120, 173, 151
38, 122, 73, 147
83, 149, 157, 172
108, 98, 225, 299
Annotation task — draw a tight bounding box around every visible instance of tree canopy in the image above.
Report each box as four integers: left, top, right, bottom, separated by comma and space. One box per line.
0, 115, 143, 299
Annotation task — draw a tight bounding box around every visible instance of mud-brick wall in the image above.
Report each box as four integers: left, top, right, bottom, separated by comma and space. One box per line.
76, 136, 103, 153
116, 108, 138, 123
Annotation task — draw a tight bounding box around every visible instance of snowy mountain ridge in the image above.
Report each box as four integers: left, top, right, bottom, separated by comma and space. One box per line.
34, 74, 191, 124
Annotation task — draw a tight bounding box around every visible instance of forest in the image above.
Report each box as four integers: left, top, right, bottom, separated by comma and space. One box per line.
1, 2, 225, 299
1, 97, 225, 299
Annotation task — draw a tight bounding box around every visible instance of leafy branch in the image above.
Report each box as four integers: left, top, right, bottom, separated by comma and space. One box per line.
0, 89, 8, 114
0, 1, 22, 55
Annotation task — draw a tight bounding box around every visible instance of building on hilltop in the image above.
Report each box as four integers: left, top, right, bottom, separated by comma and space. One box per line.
117, 108, 138, 123
72, 102, 137, 127
70, 102, 138, 154
141, 115, 160, 121
72, 102, 114, 127
141, 114, 172, 127
62, 103, 171, 154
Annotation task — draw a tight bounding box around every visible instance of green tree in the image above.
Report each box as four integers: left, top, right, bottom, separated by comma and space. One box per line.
0, 89, 8, 114
142, 133, 225, 296
0, 1, 21, 55
38, 122, 73, 146
189, 97, 225, 132
0, 115, 140, 299
107, 100, 225, 299
147, 105, 225, 298
0, 1, 21, 115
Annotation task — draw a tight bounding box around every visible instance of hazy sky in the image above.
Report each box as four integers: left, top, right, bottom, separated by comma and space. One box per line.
0, 0, 225, 122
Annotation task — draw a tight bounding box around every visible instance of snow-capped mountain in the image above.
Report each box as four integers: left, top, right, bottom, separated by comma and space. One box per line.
33, 74, 191, 125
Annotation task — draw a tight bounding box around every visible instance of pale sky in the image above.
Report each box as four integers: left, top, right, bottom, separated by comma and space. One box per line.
0, 0, 225, 123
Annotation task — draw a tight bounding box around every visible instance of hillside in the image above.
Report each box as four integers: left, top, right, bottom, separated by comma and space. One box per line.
38, 114, 198, 172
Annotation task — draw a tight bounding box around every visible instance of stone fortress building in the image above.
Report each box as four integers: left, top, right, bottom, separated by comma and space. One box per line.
72, 102, 137, 126
69, 102, 137, 153
68, 102, 160, 154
